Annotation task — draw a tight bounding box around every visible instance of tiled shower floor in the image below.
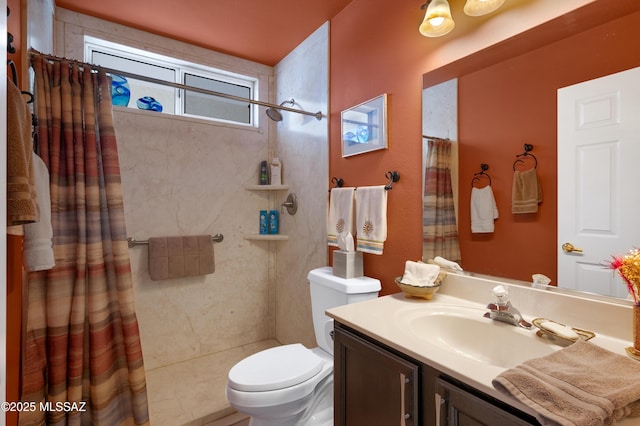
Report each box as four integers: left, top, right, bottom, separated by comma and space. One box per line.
145, 339, 279, 425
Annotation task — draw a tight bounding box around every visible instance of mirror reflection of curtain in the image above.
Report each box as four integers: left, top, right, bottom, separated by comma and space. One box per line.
20, 55, 150, 425
423, 139, 461, 262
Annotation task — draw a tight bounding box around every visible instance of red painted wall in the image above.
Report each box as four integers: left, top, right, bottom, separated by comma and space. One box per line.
330, 0, 429, 295
331, 1, 640, 294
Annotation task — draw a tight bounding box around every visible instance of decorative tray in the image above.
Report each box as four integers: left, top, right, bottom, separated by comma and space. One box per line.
532, 318, 595, 343
394, 272, 446, 300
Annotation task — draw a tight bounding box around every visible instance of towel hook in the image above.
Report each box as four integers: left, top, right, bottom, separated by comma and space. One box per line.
385, 171, 400, 190
328, 177, 344, 193
513, 143, 538, 171
472, 163, 492, 187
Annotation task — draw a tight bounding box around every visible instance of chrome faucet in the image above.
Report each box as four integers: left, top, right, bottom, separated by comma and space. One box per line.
483, 285, 532, 329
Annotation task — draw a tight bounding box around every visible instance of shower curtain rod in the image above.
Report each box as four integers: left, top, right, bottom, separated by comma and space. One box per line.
30, 50, 325, 120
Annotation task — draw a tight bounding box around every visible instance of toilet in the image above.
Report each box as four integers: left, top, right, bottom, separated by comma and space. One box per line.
225, 266, 381, 426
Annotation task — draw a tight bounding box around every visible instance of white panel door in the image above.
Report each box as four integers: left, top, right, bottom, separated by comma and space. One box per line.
558, 66, 640, 299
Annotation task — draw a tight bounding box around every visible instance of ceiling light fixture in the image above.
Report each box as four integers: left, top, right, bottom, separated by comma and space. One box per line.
419, 0, 455, 38
463, 0, 506, 17
419, 0, 506, 38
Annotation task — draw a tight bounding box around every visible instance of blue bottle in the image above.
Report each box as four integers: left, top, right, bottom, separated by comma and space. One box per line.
111, 75, 131, 107
268, 210, 279, 234
259, 210, 268, 234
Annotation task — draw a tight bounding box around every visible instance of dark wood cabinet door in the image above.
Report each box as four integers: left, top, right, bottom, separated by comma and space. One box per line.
435, 378, 535, 426
334, 325, 419, 426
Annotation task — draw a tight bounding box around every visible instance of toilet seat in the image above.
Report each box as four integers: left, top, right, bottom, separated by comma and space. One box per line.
226, 347, 333, 410
228, 344, 324, 392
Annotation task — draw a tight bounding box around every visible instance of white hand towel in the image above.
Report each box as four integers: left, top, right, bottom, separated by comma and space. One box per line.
401, 261, 440, 287
327, 188, 355, 247
355, 185, 388, 255
24, 153, 55, 271
433, 256, 463, 272
471, 185, 499, 233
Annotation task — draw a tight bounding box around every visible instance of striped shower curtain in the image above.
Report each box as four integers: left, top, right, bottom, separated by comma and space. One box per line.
423, 138, 461, 262
20, 55, 149, 425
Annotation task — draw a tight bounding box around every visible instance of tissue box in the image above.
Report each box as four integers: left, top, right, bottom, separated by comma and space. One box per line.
333, 250, 363, 279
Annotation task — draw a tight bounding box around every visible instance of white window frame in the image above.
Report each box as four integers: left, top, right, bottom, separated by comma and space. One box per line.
84, 36, 259, 127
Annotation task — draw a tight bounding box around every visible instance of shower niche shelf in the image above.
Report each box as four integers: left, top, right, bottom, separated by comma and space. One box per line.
244, 184, 289, 191
243, 234, 289, 241
244, 185, 290, 241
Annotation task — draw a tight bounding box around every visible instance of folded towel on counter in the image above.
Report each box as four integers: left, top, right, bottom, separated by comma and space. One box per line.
492, 340, 640, 426
401, 261, 441, 287
471, 185, 499, 233
7, 77, 38, 227
148, 235, 215, 281
355, 185, 388, 255
327, 188, 356, 247
432, 256, 463, 272
24, 153, 55, 271
512, 168, 542, 214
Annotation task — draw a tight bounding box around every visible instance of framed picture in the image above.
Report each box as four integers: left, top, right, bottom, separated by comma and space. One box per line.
341, 94, 388, 157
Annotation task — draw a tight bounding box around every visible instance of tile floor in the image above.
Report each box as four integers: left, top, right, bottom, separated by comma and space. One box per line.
203, 411, 250, 426
145, 339, 279, 426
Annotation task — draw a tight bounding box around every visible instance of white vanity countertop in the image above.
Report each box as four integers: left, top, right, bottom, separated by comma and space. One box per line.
326, 272, 640, 425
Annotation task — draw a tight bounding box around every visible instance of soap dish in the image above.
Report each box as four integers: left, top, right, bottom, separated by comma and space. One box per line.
532, 318, 595, 343
395, 273, 446, 300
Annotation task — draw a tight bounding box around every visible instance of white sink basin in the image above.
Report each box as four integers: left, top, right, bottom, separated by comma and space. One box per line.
399, 305, 560, 369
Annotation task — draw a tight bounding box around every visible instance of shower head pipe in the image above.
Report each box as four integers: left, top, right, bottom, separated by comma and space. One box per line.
265, 98, 296, 122
266, 99, 294, 122
266, 98, 323, 121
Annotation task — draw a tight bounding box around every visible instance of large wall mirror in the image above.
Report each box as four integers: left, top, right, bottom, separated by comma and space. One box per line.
422, 1, 640, 301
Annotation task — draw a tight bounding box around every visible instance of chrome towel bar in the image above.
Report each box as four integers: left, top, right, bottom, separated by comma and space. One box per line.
127, 234, 224, 248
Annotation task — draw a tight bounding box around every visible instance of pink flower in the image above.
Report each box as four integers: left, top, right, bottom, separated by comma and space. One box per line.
609, 250, 640, 305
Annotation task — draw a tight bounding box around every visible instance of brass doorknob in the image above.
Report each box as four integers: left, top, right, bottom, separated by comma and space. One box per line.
562, 242, 583, 253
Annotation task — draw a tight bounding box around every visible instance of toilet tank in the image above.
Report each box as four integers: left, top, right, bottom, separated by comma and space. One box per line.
307, 266, 381, 355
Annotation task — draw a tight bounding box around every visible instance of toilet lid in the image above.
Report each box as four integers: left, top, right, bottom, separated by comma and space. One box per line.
228, 343, 324, 392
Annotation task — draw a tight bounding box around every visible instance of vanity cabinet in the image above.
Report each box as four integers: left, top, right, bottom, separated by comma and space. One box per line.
334, 322, 539, 426
435, 378, 534, 426
334, 325, 419, 426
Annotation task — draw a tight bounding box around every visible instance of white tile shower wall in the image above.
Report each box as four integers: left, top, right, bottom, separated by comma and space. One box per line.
55, 8, 277, 370
273, 22, 329, 347
114, 110, 272, 369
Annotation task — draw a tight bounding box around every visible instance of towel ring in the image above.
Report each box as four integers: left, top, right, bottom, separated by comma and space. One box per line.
513, 143, 538, 170
471, 163, 492, 187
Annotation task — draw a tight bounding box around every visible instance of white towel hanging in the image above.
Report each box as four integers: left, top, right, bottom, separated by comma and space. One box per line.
355, 185, 388, 255
327, 188, 355, 247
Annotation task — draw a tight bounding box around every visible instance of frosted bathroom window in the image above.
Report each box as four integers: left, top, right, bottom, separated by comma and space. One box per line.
184, 73, 251, 124
85, 36, 258, 126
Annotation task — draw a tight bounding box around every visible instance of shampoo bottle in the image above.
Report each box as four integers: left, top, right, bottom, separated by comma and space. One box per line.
270, 158, 282, 186
268, 210, 279, 234
260, 161, 269, 185
259, 210, 268, 234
